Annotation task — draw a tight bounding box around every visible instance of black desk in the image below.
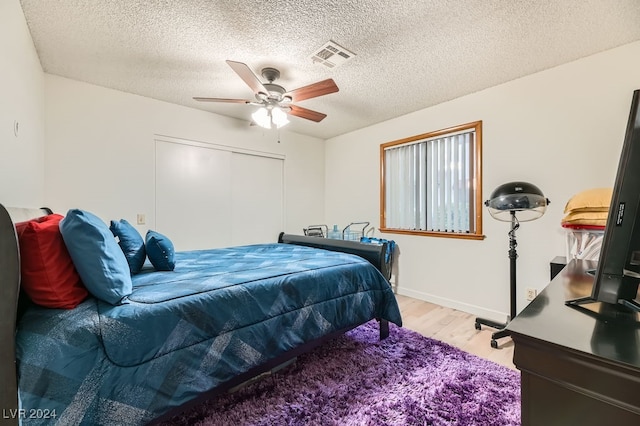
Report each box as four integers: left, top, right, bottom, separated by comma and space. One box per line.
506, 259, 640, 426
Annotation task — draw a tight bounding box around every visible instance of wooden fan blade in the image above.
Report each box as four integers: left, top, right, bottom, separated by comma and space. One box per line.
285, 79, 339, 102
226, 60, 269, 96
193, 97, 251, 103
288, 105, 327, 122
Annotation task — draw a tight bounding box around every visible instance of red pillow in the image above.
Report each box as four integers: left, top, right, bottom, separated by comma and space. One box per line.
15, 214, 88, 309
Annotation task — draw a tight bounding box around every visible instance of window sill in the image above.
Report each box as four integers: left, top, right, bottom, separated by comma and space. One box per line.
379, 227, 486, 240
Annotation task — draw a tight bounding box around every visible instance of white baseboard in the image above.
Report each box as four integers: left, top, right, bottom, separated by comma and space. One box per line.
395, 287, 509, 324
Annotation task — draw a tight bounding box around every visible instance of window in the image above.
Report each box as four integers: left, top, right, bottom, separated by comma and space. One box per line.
380, 121, 483, 240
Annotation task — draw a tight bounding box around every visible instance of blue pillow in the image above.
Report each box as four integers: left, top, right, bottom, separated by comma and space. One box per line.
110, 219, 146, 274
59, 209, 132, 305
145, 230, 175, 271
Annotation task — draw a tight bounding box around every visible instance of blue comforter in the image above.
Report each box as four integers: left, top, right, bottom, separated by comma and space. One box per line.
16, 243, 402, 425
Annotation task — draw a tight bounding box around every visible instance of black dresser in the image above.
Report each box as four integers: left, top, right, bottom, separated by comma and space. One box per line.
506, 259, 640, 426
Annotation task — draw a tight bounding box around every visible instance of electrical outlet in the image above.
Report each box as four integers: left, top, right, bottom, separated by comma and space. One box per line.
136, 214, 146, 225
526, 288, 538, 301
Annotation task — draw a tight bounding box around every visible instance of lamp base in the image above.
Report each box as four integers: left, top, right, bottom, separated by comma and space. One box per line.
474, 317, 510, 348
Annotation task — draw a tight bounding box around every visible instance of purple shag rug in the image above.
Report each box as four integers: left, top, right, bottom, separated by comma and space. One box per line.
163, 321, 520, 425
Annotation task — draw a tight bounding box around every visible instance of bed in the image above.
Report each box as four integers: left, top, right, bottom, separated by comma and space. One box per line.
0, 204, 402, 425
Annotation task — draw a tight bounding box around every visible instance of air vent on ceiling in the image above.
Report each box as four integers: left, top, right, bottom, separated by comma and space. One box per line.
310, 40, 355, 68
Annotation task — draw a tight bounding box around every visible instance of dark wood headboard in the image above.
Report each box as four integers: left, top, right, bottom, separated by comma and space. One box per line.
0, 204, 52, 425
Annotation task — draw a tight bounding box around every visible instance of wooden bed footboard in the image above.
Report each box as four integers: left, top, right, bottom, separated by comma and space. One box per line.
278, 232, 393, 280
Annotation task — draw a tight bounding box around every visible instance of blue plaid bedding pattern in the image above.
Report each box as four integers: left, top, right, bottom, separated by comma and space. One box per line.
16, 243, 402, 425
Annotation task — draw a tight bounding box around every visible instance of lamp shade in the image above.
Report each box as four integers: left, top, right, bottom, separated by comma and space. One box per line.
271, 107, 289, 128
485, 181, 549, 222
251, 107, 271, 129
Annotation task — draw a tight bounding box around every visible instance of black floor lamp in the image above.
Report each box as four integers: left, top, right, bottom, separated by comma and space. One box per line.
475, 182, 550, 348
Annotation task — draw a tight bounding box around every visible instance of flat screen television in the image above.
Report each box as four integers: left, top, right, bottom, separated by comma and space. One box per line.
566, 89, 640, 313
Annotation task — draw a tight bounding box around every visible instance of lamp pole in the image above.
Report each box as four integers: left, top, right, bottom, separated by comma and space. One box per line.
474, 211, 519, 348
508, 211, 519, 322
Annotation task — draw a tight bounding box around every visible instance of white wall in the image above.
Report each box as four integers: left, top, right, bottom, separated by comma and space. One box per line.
43, 75, 325, 240
0, 0, 45, 207
325, 41, 640, 322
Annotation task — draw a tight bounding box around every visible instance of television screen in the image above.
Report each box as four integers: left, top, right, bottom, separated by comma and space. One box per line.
566, 89, 640, 313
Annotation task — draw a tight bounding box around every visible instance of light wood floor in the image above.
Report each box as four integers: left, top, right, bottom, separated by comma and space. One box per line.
396, 294, 516, 370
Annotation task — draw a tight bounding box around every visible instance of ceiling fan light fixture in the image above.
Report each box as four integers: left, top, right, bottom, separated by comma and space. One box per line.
251, 107, 272, 129
251, 106, 289, 129
271, 107, 289, 128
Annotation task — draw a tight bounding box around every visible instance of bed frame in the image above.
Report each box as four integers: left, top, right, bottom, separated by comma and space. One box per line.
0, 204, 392, 425
278, 232, 393, 280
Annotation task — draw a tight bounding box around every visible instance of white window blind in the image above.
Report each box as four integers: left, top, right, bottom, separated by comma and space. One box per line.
384, 130, 477, 234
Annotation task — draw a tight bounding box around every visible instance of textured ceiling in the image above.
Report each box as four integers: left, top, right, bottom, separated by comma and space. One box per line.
19, 0, 640, 140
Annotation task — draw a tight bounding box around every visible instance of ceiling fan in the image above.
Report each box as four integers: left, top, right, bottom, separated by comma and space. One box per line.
193, 60, 339, 127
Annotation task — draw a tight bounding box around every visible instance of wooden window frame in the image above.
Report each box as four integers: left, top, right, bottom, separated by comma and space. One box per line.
379, 121, 484, 240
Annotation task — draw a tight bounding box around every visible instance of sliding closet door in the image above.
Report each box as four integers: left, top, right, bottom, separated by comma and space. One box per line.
155, 140, 232, 250
155, 139, 284, 250
231, 152, 283, 246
